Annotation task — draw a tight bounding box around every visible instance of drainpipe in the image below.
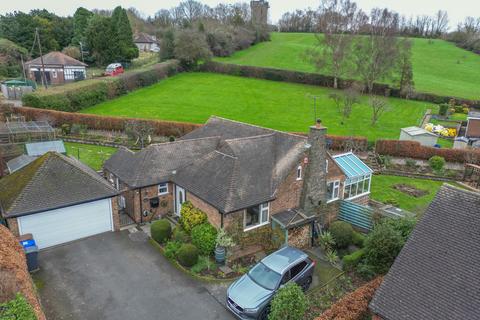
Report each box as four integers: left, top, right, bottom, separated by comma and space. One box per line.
139, 187, 143, 224
220, 213, 224, 229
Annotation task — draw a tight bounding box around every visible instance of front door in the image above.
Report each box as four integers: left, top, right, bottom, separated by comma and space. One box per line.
175, 185, 186, 217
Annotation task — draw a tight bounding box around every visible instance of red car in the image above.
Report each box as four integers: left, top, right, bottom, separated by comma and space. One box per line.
104, 63, 124, 76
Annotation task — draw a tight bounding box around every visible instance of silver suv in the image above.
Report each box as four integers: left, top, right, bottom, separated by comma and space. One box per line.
226, 246, 315, 320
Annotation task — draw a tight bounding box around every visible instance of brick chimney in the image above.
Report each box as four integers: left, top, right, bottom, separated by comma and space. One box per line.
300, 119, 327, 216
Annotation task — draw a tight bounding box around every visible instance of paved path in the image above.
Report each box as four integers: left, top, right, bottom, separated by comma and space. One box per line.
36, 231, 234, 320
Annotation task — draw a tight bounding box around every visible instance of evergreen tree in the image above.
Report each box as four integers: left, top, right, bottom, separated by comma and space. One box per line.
85, 15, 116, 66
111, 6, 138, 62
160, 29, 175, 61
72, 7, 93, 46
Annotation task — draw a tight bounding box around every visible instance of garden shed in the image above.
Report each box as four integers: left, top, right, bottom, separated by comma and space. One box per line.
399, 126, 438, 147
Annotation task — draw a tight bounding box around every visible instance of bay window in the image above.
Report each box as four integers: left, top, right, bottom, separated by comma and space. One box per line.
244, 202, 269, 230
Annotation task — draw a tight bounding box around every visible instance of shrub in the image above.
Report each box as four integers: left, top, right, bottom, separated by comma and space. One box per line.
318, 230, 336, 251
342, 248, 365, 271
177, 243, 199, 267
363, 222, 405, 274
269, 283, 308, 320
405, 158, 417, 168
215, 228, 235, 248
191, 255, 217, 274
151, 219, 172, 244
351, 231, 366, 248
191, 223, 218, 256
172, 227, 189, 243
164, 241, 182, 259
429, 156, 446, 172
383, 216, 417, 240
0, 293, 36, 320
329, 221, 354, 249
438, 103, 449, 116
179, 201, 208, 233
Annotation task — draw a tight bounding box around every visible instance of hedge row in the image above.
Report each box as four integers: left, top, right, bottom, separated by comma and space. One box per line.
376, 140, 480, 164
315, 277, 383, 320
201, 61, 480, 106
0, 105, 201, 137
294, 132, 368, 152
22, 60, 181, 112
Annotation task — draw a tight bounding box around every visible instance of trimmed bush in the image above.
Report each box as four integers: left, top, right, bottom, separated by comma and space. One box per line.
151, 219, 172, 244
172, 227, 189, 243
177, 243, 199, 267
329, 221, 354, 249
191, 223, 218, 256
429, 156, 446, 172
164, 241, 182, 259
439, 103, 449, 116
269, 283, 308, 320
342, 248, 365, 271
352, 231, 366, 248
179, 201, 208, 234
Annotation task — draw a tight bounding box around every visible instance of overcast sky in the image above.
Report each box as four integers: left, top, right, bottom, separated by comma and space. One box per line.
0, 0, 478, 29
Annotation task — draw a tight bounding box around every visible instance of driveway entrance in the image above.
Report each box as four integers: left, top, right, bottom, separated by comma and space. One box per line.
36, 231, 233, 320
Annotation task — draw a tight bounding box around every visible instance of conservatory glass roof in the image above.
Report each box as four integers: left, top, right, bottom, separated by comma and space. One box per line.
332, 152, 373, 183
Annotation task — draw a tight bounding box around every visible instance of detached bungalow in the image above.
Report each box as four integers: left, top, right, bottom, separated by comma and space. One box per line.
25, 51, 87, 85
104, 117, 372, 250
0, 152, 120, 249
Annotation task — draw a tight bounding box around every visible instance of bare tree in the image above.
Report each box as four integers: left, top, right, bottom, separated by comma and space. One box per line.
396, 38, 414, 97
369, 96, 390, 125
342, 85, 360, 122
432, 10, 449, 36
177, 0, 205, 25
304, 0, 363, 89
329, 92, 343, 113
353, 8, 400, 93
125, 121, 154, 149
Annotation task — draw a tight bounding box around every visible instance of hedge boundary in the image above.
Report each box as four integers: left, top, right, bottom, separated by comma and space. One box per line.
21, 60, 181, 112
201, 61, 480, 106
376, 140, 480, 164
0, 105, 201, 137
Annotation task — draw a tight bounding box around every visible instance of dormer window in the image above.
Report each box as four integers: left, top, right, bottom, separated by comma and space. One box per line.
296, 165, 302, 180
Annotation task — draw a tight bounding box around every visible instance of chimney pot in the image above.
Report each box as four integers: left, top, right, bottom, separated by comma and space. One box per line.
315, 119, 322, 128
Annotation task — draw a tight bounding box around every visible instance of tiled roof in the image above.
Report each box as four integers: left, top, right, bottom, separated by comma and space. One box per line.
369, 184, 480, 320
133, 33, 157, 43
0, 152, 118, 218
25, 51, 87, 67
105, 116, 307, 212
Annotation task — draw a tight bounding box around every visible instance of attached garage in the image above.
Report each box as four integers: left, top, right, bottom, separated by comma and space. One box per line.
18, 199, 113, 249
0, 152, 119, 249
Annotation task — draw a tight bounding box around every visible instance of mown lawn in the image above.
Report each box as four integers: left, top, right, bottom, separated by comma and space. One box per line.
216, 32, 480, 100
370, 175, 448, 214
65, 142, 117, 171
82, 72, 435, 141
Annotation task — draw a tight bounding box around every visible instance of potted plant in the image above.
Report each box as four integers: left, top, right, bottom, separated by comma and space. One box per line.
215, 228, 235, 265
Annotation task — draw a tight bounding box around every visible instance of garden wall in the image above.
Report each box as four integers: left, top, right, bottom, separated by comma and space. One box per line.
21, 60, 181, 112
0, 105, 201, 137
201, 62, 480, 106
0, 225, 46, 320
376, 140, 480, 164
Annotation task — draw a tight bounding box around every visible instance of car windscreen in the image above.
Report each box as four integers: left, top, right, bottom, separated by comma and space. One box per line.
248, 262, 281, 290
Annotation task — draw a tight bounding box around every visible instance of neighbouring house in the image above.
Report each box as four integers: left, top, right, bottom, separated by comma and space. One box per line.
133, 33, 160, 52
0, 152, 120, 249
104, 117, 372, 251
369, 184, 480, 320
25, 51, 87, 85
399, 126, 438, 147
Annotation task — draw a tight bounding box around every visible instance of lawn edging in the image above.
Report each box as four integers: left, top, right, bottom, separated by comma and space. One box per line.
200, 61, 480, 106
149, 238, 239, 284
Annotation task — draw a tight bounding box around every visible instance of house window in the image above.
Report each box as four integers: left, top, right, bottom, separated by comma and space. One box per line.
244, 202, 269, 230
344, 175, 371, 200
158, 183, 168, 195
327, 180, 340, 202
118, 195, 126, 209
296, 166, 302, 180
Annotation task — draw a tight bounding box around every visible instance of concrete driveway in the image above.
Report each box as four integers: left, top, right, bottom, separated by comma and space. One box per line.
36, 230, 234, 320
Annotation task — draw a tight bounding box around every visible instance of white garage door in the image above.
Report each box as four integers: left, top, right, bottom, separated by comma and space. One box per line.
18, 199, 113, 249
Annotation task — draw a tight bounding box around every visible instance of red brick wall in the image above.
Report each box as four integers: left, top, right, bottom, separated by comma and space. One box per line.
111, 197, 120, 231
271, 159, 305, 216
187, 192, 222, 228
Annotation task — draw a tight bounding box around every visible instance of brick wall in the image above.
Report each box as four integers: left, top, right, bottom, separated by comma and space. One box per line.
350, 194, 370, 206
6, 218, 19, 237
138, 183, 174, 223
187, 191, 222, 228
111, 196, 120, 231
271, 159, 305, 215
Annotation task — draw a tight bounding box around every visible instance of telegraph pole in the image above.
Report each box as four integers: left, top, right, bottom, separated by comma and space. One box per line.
35, 28, 48, 89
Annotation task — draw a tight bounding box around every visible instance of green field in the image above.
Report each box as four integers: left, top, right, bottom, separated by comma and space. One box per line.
81, 72, 435, 140
371, 175, 448, 214
65, 142, 117, 171
216, 33, 480, 100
